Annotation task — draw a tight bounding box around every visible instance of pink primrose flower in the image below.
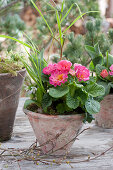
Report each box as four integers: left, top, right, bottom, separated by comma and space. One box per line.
43, 63, 57, 75
100, 69, 108, 78
109, 64, 113, 76
74, 63, 82, 72
75, 65, 90, 82
49, 71, 68, 87
69, 69, 76, 76
57, 60, 72, 72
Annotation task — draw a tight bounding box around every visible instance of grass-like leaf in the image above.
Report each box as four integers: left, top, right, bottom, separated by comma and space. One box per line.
63, 11, 99, 34
56, 10, 63, 46
60, 0, 65, 19
31, 0, 53, 36
0, 35, 33, 49
61, 3, 83, 23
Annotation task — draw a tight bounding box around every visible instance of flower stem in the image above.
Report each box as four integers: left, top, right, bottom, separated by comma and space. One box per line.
106, 50, 109, 68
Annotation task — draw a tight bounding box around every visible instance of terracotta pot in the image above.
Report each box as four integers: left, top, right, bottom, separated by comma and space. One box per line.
24, 109, 83, 156
0, 69, 26, 141
95, 94, 113, 129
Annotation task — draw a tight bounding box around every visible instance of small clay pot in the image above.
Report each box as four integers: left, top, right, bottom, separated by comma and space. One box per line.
24, 109, 83, 156
95, 94, 113, 129
0, 69, 26, 141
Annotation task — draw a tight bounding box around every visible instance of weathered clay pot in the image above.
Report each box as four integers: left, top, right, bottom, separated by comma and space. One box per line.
0, 69, 26, 141
24, 109, 83, 156
95, 94, 113, 129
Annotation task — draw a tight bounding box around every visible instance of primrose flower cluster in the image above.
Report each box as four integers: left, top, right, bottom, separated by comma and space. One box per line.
43, 60, 90, 87
100, 64, 113, 78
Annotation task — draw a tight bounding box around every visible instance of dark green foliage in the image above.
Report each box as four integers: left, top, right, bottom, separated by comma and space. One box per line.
85, 19, 112, 55
79, 0, 100, 18
64, 19, 113, 65
63, 33, 89, 65
66, 92, 79, 109
42, 93, 52, 111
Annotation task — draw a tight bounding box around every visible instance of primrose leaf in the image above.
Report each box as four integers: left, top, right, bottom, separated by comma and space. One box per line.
24, 99, 37, 109
85, 98, 100, 114
85, 83, 105, 97
66, 93, 79, 109
42, 93, 52, 110
49, 86, 69, 98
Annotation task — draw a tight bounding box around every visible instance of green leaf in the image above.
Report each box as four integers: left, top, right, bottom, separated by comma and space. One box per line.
66, 93, 79, 109
83, 113, 95, 123
93, 56, 103, 67
30, 49, 46, 76
85, 83, 105, 97
42, 93, 52, 110
61, 3, 74, 23
0, 35, 33, 49
61, 3, 83, 23
85, 99, 100, 114
56, 10, 63, 46
62, 11, 99, 35
104, 53, 113, 68
75, 89, 88, 105
70, 81, 83, 88
60, 0, 65, 19
56, 102, 72, 114
89, 61, 94, 71
36, 87, 43, 107
96, 64, 107, 76
94, 43, 100, 55
49, 86, 69, 98
30, 0, 53, 36
41, 73, 49, 82
24, 99, 37, 109
85, 44, 103, 67
85, 45, 96, 59
56, 103, 66, 114
97, 80, 110, 96
108, 82, 113, 88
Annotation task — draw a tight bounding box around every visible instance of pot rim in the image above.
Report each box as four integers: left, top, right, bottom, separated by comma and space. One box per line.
23, 108, 84, 120
0, 68, 26, 77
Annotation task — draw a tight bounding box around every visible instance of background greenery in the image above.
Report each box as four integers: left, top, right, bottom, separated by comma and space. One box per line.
0, 0, 113, 98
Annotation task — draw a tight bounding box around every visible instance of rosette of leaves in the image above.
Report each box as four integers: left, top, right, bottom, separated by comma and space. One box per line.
85, 43, 113, 100
24, 65, 105, 123
23, 50, 105, 123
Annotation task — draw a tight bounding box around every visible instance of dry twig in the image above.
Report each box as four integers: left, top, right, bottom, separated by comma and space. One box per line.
0, 128, 113, 168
